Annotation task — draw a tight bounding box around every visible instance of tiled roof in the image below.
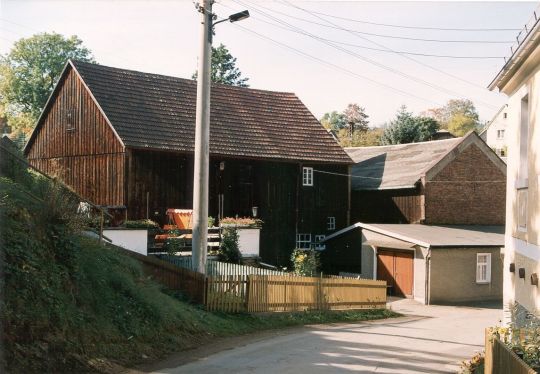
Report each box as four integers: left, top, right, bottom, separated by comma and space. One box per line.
71, 60, 351, 164
345, 137, 464, 190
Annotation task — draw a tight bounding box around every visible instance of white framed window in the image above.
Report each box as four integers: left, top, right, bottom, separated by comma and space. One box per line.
497, 129, 505, 139
476, 253, 491, 283
327, 216, 336, 231
296, 233, 311, 249
302, 167, 313, 186
314, 235, 326, 250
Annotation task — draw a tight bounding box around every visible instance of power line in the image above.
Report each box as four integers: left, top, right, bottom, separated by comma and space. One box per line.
233, 0, 497, 109
306, 10, 521, 32
278, 0, 500, 108
234, 8, 504, 60
230, 22, 442, 106
229, 2, 514, 44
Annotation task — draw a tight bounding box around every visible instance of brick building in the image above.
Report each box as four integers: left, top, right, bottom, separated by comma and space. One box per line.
322, 132, 507, 304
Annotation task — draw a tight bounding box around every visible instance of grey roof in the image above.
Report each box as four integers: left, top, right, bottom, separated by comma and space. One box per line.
345, 137, 464, 190
361, 223, 504, 247
326, 222, 504, 248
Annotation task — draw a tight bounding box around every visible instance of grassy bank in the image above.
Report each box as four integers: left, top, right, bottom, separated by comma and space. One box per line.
0, 153, 397, 373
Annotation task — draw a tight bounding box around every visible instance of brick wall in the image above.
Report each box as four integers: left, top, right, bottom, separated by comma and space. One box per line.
424, 144, 506, 225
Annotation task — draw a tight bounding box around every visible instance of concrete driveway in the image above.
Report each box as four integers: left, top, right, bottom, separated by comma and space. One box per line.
153, 299, 502, 374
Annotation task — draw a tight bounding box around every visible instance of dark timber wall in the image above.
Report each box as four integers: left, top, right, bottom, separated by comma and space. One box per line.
126, 150, 349, 265
26, 69, 125, 206
351, 188, 423, 224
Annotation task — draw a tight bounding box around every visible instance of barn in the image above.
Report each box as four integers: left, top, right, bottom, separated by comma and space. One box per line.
24, 60, 352, 265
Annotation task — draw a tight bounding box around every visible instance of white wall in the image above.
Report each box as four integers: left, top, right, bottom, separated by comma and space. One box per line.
484, 107, 508, 159
103, 229, 148, 255
237, 228, 260, 257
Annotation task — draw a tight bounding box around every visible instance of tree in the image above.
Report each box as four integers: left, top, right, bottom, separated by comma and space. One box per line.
423, 99, 480, 136
343, 103, 369, 136
320, 110, 346, 131
338, 127, 383, 147
380, 105, 440, 145
0, 32, 94, 133
192, 44, 249, 87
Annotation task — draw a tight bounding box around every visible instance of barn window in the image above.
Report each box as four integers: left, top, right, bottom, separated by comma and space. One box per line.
327, 216, 336, 231
314, 235, 326, 250
302, 167, 313, 186
476, 253, 491, 283
296, 233, 311, 249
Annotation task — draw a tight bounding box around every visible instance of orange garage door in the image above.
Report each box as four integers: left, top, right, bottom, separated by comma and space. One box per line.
377, 249, 414, 297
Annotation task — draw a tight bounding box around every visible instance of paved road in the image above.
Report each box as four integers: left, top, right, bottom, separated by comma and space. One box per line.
154, 299, 501, 374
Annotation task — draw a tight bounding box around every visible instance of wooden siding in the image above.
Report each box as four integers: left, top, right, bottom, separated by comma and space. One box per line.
26, 68, 125, 206
351, 188, 423, 224
126, 150, 349, 266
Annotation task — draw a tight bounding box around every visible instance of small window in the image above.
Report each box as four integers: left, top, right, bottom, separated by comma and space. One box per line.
497, 130, 505, 139
503, 112, 508, 119
302, 167, 313, 186
314, 235, 326, 250
327, 216, 336, 231
476, 253, 491, 283
296, 233, 311, 249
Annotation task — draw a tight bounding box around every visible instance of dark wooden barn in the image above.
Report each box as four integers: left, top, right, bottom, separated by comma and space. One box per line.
24, 60, 352, 265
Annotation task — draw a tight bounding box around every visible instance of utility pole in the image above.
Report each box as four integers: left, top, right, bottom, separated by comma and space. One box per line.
192, 0, 213, 274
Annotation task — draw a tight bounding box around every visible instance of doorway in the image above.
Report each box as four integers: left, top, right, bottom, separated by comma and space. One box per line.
377, 249, 414, 297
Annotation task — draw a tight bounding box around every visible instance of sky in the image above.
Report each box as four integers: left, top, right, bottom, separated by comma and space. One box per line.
0, 0, 538, 126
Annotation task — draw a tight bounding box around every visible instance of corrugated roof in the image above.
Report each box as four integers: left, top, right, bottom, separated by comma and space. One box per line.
69, 60, 351, 164
359, 223, 504, 248
345, 137, 463, 190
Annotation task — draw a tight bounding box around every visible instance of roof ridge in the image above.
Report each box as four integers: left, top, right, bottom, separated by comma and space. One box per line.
70, 59, 298, 96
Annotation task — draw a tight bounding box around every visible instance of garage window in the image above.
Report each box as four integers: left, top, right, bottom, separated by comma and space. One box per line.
476, 253, 491, 283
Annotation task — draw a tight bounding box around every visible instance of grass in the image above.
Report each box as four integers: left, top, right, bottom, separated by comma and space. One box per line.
0, 155, 398, 373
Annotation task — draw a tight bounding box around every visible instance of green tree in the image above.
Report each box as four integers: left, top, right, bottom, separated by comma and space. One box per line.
0, 32, 94, 133
423, 99, 480, 136
320, 110, 346, 131
380, 106, 440, 145
192, 44, 249, 87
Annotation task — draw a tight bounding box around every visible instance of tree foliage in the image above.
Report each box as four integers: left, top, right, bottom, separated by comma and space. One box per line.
321, 110, 346, 132
380, 106, 440, 145
343, 103, 369, 136
423, 99, 480, 137
0, 32, 94, 131
321, 103, 371, 146
192, 44, 249, 87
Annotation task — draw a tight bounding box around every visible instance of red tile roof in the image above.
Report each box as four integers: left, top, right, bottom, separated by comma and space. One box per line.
71, 60, 351, 164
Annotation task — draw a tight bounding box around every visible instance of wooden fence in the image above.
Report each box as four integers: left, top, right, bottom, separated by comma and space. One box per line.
484, 329, 537, 374
205, 274, 387, 313
113, 245, 206, 304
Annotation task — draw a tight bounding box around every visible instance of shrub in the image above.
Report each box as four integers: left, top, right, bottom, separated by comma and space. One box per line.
291, 248, 320, 276
220, 216, 263, 228
124, 219, 160, 230
218, 227, 241, 263
459, 351, 484, 374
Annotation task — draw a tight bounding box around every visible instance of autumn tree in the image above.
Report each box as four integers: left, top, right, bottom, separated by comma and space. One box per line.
343, 103, 369, 136
423, 99, 480, 136
192, 44, 249, 87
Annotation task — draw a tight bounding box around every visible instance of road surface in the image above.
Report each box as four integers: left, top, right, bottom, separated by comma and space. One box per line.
150, 299, 501, 373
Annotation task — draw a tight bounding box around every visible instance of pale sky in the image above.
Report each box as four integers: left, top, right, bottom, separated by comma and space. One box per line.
0, 0, 537, 126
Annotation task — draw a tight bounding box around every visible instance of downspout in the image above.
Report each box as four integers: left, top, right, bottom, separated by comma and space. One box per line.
425, 247, 431, 305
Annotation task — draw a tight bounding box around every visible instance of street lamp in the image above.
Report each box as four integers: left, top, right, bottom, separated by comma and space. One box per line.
191, 2, 249, 274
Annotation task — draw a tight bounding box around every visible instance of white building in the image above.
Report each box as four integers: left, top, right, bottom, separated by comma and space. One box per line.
489, 13, 540, 325
479, 104, 508, 161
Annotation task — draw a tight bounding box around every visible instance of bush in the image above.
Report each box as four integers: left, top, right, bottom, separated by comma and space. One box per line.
218, 227, 241, 263
291, 248, 320, 276
124, 219, 160, 230
459, 352, 484, 374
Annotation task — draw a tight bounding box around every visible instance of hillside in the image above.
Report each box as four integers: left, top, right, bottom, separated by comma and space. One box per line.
0, 147, 395, 373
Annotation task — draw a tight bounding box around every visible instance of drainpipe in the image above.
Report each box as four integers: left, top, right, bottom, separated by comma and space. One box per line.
425, 247, 431, 305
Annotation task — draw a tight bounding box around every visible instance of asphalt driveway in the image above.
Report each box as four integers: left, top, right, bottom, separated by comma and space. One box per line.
151, 298, 502, 373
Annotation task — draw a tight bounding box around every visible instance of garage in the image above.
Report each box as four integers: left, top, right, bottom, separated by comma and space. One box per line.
377, 249, 414, 297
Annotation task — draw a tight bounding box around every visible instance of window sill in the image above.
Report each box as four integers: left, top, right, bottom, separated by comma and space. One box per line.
476, 281, 491, 285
